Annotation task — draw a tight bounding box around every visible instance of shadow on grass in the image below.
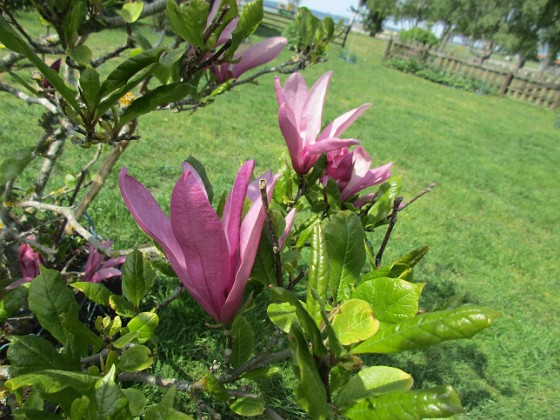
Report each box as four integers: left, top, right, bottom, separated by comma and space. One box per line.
254, 23, 283, 38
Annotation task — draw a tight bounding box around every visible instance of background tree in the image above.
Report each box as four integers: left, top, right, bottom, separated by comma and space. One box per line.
395, 0, 432, 27
359, 0, 397, 36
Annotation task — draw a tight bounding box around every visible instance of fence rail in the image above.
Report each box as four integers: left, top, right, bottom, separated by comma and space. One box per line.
383, 38, 560, 110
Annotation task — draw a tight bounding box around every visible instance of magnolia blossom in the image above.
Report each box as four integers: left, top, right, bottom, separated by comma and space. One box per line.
212, 37, 287, 82
325, 146, 392, 203
83, 241, 126, 283
119, 161, 277, 324
275, 71, 371, 175
6, 240, 44, 290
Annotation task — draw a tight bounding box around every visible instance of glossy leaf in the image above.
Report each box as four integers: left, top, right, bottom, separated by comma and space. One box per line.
72, 282, 114, 307
121, 388, 146, 417
230, 397, 265, 417
335, 366, 413, 407
289, 324, 330, 419
79, 67, 101, 109
204, 373, 229, 401
331, 299, 379, 345
251, 228, 277, 286
0, 147, 33, 184
112, 331, 140, 349
231, 315, 253, 368
5, 370, 98, 394
351, 277, 424, 324
66, 45, 92, 65
324, 211, 366, 302
229, 0, 263, 55
310, 288, 345, 357
0, 285, 26, 322
28, 267, 79, 345
120, 1, 144, 23
127, 312, 159, 344
166, 0, 209, 48
117, 345, 154, 372
122, 250, 156, 310
8, 336, 72, 375
70, 396, 90, 419
351, 306, 501, 354
393, 245, 429, 268
91, 365, 129, 419
109, 295, 138, 318
267, 301, 297, 333
342, 385, 463, 420
306, 222, 329, 326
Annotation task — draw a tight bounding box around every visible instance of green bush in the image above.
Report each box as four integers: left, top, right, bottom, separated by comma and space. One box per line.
399, 27, 440, 48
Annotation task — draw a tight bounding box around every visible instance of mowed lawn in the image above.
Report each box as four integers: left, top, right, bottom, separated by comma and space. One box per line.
1, 16, 559, 418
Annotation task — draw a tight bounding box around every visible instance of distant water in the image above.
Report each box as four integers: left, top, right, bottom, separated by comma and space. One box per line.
262, 1, 350, 25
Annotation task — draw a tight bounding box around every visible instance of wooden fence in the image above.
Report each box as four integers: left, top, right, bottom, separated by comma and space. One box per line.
383, 38, 560, 110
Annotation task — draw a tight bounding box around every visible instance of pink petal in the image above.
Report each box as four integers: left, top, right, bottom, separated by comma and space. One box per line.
353, 193, 376, 208
100, 256, 127, 270
282, 72, 308, 122
342, 162, 393, 201
91, 268, 122, 283
170, 171, 230, 321
216, 17, 239, 46
222, 161, 255, 276
231, 37, 287, 79
306, 138, 360, 156
278, 103, 306, 174
279, 208, 296, 250
5, 277, 34, 290
301, 71, 332, 145
221, 174, 278, 323
319, 103, 371, 140
182, 162, 208, 199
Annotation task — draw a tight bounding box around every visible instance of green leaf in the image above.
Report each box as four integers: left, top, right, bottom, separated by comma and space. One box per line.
325, 178, 342, 211
267, 302, 297, 333
5, 370, 98, 394
159, 47, 185, 67
310, 288, 345, 357
145, 386, 194, 419
91, 365, 129, 419
351, 306, 501, 354
306, 222, 329, 326
166, 0, 209, 48
393, 245, 429, 268
342, 385, 463, 420
204, 373, 229, 401
112, 331, 140, 349
28, 267, 79, 345
122, 388, 146, 417
229, 0, 263, 55
122, 250, 156, 310
120, 1, 144, 23
351, 278, 424, 324
0, 286, 26, 322
185, 155, 214, 204
117, 345, 154, 372
271, 287, 326, 356
364, 181, 400, 229
110, 295, 137, 318
63, 0, 86, 48
251, 228, 277, 286
79, 67, 101, 109
0, 16, 80, 111
66, 45, 92, 65
331, 299, 379, 345
119, 82, 192, 127
230, 397, 265, 417
230, 315, 253, 368
0, 147, 33, 184
205, 0, 238, 49
127, 311, 159, 343
289, 324, 330, 419
72, 282, 114, 307
324, 211, 366, 302
60, 313, 104, 352
70, 395, 90, 419
335, 366, 413, 407
12, 409, 63, 419
7, 336, 72, 375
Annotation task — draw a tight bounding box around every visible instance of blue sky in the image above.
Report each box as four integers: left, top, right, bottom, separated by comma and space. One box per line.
301, 0, 359, 18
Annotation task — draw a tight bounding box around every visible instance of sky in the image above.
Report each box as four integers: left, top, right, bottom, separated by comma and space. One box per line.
300, 0, 359, 18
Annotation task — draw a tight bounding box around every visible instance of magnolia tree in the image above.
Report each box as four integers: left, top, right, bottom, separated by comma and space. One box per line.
0, 1, 499, 418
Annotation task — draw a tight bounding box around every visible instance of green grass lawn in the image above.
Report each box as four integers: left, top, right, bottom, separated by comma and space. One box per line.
1, 16, 560, 418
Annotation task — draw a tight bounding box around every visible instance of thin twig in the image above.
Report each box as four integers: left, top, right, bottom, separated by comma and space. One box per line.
0, 82, 58, 113
288, 270, 306, 291
287, 174, 306, 213
222, 349, 290, 383
155, 286, 185, 313
375, 196, 404, 268
259, 179, 283, 287
399, 182, 436, 212
118, 371, 204, 392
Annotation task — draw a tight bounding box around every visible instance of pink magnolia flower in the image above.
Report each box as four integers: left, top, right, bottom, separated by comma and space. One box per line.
325, 146, 393, 203
274, 71, 371, 175
212, 37, 288, 82
6, 240, 44, 290
83, 241, 126, 283
119, 161, 276, 324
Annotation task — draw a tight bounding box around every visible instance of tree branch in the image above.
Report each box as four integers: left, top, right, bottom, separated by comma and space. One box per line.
375, 196, 404, 268
0, 82, 58, 113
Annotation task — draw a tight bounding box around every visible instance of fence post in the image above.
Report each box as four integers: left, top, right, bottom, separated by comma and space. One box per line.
382, 38, 393, 63
500, 72, 514, 96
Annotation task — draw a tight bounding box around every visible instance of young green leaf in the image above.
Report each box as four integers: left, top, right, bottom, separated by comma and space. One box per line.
120, 1, 144, 23
0, 148, 34, 184
90, 365, 129, 419
166, 0, 209, 48
127, 311, 159, 343
5, 370, 98, 394
0, 285, 26, 322
335, 366, 413, 407
145, 386, 194, 419
230, 315, 254, 368
306, 222, 329, 327
324, 211, 366, 302
341, 385, 463, 419
229, 0, 263, 55
117, 345, 154, 372
66, 45, 93, 65
109, 295, 137, 318
351, 306, 501, 354
331, 299, 379, 345
112, 331, 140, 349
78, 67, 101, 110
229, 397, 266, 417
267, 302, 297, 333
122, 250, 156, 310
204, 373, 229, 401
351, 277, 424, 324
72, 282, 115, 307
121, 388, 146, 417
